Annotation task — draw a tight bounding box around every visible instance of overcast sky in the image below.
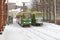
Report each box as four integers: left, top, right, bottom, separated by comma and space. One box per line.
7, 0, 32, 9
7, 0, 31, 6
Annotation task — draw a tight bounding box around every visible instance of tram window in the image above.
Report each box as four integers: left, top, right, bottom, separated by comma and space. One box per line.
23, 13, 31, 18
36, 13, 42, 18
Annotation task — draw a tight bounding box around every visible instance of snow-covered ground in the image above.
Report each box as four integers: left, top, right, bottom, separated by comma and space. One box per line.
0, 18, 60, 40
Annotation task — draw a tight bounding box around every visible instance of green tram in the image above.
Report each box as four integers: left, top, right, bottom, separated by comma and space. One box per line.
16, 11, 32, 27
31, 11, 43, 26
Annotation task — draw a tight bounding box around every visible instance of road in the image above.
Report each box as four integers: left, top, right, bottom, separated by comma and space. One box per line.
1, 18, 60, 40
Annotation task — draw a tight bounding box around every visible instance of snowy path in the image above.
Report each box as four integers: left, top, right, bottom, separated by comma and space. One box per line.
2, 18, 60, 40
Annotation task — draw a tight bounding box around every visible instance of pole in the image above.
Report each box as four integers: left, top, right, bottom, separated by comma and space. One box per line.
7, 0, 9, 24
53, 0, 56, 23
48, 0, 51, 23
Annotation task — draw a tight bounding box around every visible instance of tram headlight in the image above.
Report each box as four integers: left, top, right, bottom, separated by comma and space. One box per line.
24, 22, 25, 23
29, 22, 31, 23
